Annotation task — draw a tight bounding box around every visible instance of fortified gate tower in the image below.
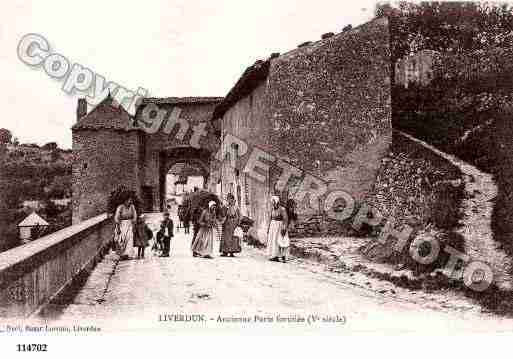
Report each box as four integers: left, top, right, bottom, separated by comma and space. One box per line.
71, 94, 222, 224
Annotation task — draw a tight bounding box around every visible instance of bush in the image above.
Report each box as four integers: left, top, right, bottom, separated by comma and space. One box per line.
42, 142, 58, 151
182, 190, 220, 222
429, 180, 465, 229
107, 186, 141, 215
42, 199, 61, 218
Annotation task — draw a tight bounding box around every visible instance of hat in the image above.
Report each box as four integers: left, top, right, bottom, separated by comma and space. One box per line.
208, 201, 216, 208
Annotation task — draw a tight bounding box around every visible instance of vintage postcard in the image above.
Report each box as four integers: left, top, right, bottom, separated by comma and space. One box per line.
1, 0, 513, 355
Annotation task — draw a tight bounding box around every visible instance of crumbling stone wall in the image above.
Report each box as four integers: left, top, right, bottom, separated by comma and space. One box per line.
368, 131, 464, 230
392, 47, 513, 286
360, 131, 466, 274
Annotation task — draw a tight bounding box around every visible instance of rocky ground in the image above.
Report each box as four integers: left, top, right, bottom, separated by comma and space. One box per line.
290, 236, 482, 308
400, 132, 512, 290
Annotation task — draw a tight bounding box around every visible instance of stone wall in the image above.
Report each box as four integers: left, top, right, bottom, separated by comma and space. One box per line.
266, 17, 392, 213
72, 99, 221, 220
391, 47, 513, 286
72, 129, 142, 223
135, 102, 219, 211
137, 102, 219, 156
368, 131, 464, 230
0, 213, 112, 318
357, 131, 466, 275
218, 18, 392, 242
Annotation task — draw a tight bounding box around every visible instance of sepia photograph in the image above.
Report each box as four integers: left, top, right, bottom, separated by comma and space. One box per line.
1, 0, 513, 355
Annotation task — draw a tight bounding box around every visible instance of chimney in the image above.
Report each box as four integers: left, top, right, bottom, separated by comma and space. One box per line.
77, 98, 87, 121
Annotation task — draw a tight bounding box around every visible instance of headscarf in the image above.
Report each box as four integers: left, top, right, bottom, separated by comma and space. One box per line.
271, 195, 280, 205
208, 201, 216, 209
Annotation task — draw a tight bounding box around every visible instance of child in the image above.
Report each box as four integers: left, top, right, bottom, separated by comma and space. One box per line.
155, 223, 165, 255
134, 215, 152, 259
157, 212, 174, 257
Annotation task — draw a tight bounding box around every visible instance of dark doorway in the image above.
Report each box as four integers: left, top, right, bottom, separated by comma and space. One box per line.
141, 186, 154, 212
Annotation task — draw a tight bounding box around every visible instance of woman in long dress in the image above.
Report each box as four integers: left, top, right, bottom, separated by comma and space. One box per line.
267, 195, 289, 262
114, 197, 137, 260
191, 201, 217, 259
220, 193, 241, 257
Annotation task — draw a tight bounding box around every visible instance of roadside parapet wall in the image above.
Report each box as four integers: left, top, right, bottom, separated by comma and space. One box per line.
0, 213, 112, 318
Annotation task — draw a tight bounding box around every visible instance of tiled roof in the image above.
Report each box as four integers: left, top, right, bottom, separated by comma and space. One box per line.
212, 59, 271, 120
72, 94, 136, 132
18, 212, 49, 227
141, 97, 224, 105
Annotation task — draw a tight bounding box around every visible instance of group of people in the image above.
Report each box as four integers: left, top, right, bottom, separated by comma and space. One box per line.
190, 193, 242, 259
113, 197, 152, 260
112, 197, 175, 260
112, 193, 296, 262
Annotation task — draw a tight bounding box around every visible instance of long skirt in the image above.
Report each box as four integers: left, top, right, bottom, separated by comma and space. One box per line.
133, 226, 150, 248
220, 217, 241, 254
115, 220, 135, 258
192, 226, 214, 257
214, 221, 222, 242
267, 220, 289, 258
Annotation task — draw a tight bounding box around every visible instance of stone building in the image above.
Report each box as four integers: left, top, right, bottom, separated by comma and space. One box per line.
18, 212, 49, 240
72, 17, 392, 245
72, 95, 222, 224
394, 49, 437, 88
213, 17, 392, 240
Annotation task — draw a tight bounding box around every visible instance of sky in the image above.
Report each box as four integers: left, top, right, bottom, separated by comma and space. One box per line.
0, 0, 377, 149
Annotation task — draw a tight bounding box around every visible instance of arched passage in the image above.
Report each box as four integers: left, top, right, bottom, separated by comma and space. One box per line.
158, 147, 211, 211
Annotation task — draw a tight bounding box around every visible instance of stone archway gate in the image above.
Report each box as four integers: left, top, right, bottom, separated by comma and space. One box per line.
72, 95, 222, 223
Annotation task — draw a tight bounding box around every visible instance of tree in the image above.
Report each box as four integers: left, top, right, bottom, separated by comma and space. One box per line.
42, 142, 58, 151
376, 1, 513, 61
42, 199, 61, 218
1, 177, 24, 209
46, 175, 71, 198
0, 129, 12, 144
